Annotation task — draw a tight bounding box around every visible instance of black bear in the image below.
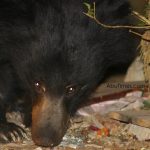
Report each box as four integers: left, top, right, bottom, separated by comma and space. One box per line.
0, 0, 139, 147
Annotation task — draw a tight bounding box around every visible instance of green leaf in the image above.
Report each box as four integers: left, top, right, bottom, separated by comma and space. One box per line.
83, 2, 91, 11
83, 2, 95, 17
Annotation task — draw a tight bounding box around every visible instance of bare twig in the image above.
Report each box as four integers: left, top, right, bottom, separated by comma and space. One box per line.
129, 30, 150, 42
83, 12, 150, 30
83, 2, 150, 30
132, 11, 150, 25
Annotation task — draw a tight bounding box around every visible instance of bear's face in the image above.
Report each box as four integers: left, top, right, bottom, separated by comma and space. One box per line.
29, 53, 100, 147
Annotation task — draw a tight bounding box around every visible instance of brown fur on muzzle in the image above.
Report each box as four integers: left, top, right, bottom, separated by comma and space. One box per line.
31, 94, 70, 147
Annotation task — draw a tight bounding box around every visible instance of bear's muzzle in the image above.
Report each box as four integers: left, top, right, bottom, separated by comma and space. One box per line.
31, 94, 70, 147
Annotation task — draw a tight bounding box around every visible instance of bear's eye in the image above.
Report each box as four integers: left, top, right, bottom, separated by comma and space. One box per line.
65, 85, 78, 95
34, 82, 46, 94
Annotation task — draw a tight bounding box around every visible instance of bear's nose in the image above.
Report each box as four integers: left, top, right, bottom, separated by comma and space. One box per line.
31, 127, 64, 147
33, 136, 61, 147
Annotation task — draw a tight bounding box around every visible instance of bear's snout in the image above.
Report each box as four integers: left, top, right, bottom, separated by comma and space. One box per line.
32, 125, 65, 147
31, 95, 69, 147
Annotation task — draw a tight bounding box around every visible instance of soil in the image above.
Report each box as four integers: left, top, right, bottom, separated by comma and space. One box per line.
0, 113, 150, 150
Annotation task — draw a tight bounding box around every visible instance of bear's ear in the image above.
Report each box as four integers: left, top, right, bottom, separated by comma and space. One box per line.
84, 0, 132, 23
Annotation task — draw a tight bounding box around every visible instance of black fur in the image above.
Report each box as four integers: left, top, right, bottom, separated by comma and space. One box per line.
0, 0, 139, 147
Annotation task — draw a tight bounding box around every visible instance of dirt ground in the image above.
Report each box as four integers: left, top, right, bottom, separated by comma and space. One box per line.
0, 110, 150, 150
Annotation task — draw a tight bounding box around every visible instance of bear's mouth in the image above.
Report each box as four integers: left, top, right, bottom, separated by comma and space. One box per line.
31, 94, 70, 147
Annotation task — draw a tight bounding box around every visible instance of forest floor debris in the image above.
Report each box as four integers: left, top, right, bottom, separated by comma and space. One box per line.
0, 90, 150, 150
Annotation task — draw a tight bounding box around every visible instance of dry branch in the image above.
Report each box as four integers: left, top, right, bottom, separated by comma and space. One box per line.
83, 2, 150, 32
